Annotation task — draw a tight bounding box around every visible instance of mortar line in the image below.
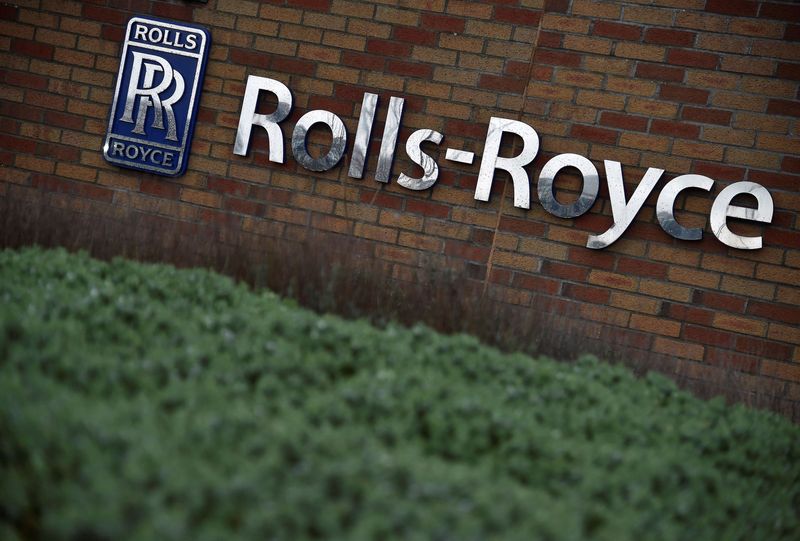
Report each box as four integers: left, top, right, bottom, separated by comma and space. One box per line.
481, 5, 550, 298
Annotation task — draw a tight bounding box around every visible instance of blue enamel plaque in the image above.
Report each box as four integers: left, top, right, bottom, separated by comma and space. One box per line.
103, 16, 210, 176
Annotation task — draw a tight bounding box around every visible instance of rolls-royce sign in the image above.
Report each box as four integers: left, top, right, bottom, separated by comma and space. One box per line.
103, 16, 210, 176
234, 76, 774, 250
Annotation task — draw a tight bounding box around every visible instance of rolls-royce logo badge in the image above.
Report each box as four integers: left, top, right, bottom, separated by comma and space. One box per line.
104, 16, 210, 177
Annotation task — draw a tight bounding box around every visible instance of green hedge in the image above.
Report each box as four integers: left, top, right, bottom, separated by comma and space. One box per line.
1, 247, 798, 540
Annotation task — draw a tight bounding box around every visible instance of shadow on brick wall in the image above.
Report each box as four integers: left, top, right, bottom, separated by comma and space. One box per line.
1, 192, 795, 421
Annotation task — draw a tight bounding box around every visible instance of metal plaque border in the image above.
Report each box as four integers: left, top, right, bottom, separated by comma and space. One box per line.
103, 16, 210, 177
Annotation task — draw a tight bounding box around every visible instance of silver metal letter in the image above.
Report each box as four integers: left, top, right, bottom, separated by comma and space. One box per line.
291, 110, 347, 172
375, 96, 404, 183
445, 148, 474, 164
397, 129, 443, 191
586, 161, 664, 249
656, 174, 714, 241
233, 75, 292, 163
475, 117, 539, 209
537, 153, 599, 218
121, 51, 184, 141
348, 92, 378, 179
710, 181, 774, 250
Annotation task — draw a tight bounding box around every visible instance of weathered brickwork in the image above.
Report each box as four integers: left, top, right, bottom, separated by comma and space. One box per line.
1, 1, 799, 413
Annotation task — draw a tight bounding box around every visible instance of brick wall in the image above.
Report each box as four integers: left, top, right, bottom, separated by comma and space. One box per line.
1, 1, 799, 416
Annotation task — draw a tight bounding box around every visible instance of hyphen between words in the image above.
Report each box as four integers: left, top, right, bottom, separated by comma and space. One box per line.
234, 75, 774, 251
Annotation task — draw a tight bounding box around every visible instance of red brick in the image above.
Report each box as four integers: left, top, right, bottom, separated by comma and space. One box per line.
421, 13, 465, 33
747, 170, 798, 190
272, 57, 315, 76
667, 304, 715, 327
767, 99, 800, 117
544, 0, 569, 13
736, 336, 793, 359
386, 60, 433, 79
495, 7, 541, 25
479, 74, 526, 94
82, 5, 128, 25
444, 119, 486, 139
693, 162, 745, 180
644, 28, 695, 47
366, 38, 411, 58
636, 63, 684, 82
569, 246, 615, 270
230, 48, 270, 68
489, 268, 512, 285
44, 111, 84, 130
0, 5, 17, 19
361, 191, 403, 210
776, 62, 800, 80
538, 31, 562, 48
667, 49, 719, 69
512, 273, 560, 295
575, 213, 613, 234
659, 85, 709, 104
570, 125, 618, 145
208, 177, 249, 197
593, 21, 642, 41
0, 102, 40, 123
101, 24, 124, 42
406, 199, 450, 218
225, 197, 264, 217
342, 52, 384, 71
393, 26, 435, 46
617, 257, 668, 279
445, 240, 490, 263
694, 291, 746, 313
760, 2, 800, 22
542, 261, 588, 281
3, 70, 48, 90
503, 60, 529, 77
763, 229, 800, 249
25, 90, 66, 111
11, 38, 53, 59
786, 25, 800, 41
0, 134, 36, 153
498, 216, 546, 237
706, 0, 758, 17
748, 302, 800, 325
563, 283, 610, 304
152, 1, 194, 19
681, 107, 732, 125
533, 49, 582, 68
761, 361, 800, 381
292, 0, 331, 12
781, 156, 800, 174
600, 112, 648, 132
650, 119, 700, 139
684, 324, 736, 348
471, 228, 494, 246
588, 270, 637, 291
308, 95, 353, 117
38, 143, 80, 162
141, 178, 180, 199
625, 222, 671, 243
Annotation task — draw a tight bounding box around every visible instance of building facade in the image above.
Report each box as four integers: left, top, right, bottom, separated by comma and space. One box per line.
1, 0, 799, 417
